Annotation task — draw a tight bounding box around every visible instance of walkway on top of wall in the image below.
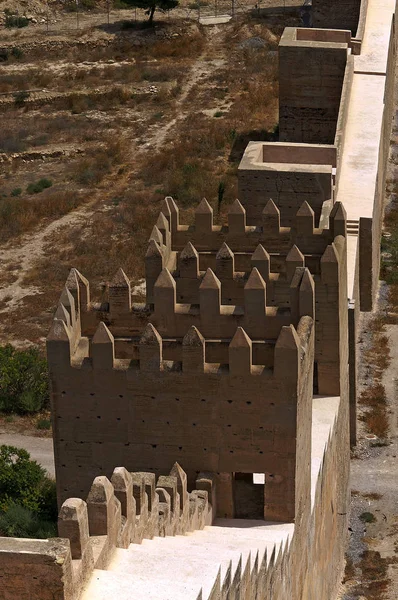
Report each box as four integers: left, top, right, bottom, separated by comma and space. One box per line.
80, 397, 339, 600
336, 0, 396, 298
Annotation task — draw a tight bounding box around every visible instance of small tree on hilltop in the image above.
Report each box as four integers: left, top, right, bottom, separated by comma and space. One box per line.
123, 0, 179, 24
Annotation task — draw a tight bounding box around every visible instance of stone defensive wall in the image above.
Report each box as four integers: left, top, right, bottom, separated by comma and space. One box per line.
0, 465, 215, 600
48, 264, 315, 522
0, 401, 349, 600
146, 197, 348, 400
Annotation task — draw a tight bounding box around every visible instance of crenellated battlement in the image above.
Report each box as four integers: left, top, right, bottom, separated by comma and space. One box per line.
0, 465, 214, 600
145, 197, 346, 303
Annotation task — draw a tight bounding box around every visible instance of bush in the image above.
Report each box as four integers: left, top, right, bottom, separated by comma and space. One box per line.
0, 344, 49, 414
11, 47, 23, 60
26, 178, 53, 195
37, 418, 51, 431
13, 90, 30, 106
0, 446, 58, 538
0, 503, 57, 538
5, 13, 29, 29
10, 188, 22, 197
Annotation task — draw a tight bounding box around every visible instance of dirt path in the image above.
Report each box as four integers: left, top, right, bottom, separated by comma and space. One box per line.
0, 199, 98, 312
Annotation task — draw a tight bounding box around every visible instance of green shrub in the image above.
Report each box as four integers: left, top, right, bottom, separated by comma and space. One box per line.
0, 446, 49, 512
13, 90, 30, 106
10, 188, 22, 197
0, 344, 49, 414
0, 446, 58, 538
5, 14, 29, 29
37, 418, 51, 431
0, 503, 57, 538
26, 178, 53, 195
359, 511, 376, 524
11, 47, 23, 60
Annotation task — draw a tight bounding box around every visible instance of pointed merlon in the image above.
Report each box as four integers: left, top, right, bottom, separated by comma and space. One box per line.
180, 241, 198, 260
156, 212, 170, 246
146, 239, 163, 259
251, 244, 270, 281
170, 462, 188, 510
156, 212, 169, 232
263, 198, 279, 216
245, 267, 266, 290
286, 245, 305, 280
229, 327, 252, 376
93, 322, 114, 345
139, 323, 162, 372
110, 268, 130, 288
229, 198, 245, 215
87, 476, 116, 536
58, 497, 90, 560
55, 303, 71, 327
65, 268, 79, 292
252, 244, 270, 262
262, 199, 280, 234
183, 325, 205, 347
195, 198, 213, 233
199, 268, 221, 317
299, 268, 315, 319
60, 286, 75, 311
160, 197, 172, 219
329, 201, 347, 238
286, 244, 305, 263
149, 225, 163, 245
274, 324, 300, 379
244, 268, 266, 323
109, 268, 131, 314
179, 242, 199, 278
66, 268, 90, 312
320, 243, 339, 284
154, 268, 176, 313
46, 318, 72, 366
296, 200, 314, 218
295, 201, 314, 235
164, 196, 179, 231
228, 199, 246, 234
200, 268, 221, 290
216, 242, 234, 261
91, 322, 114, 370
230, 326, 252, 349
60, 286, 76, 326
216, 242, 234, 279
182, 326, 205, 374
155, 268, 176, 289
196, 198, 213, 215
140, 322, 162, 346
47, 318, 71, 342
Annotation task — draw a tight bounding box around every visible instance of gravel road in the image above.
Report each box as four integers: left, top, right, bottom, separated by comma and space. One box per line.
0, 432, 55, 477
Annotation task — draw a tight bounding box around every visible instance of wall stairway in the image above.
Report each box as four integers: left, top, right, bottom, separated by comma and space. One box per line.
82, 519, 293, 600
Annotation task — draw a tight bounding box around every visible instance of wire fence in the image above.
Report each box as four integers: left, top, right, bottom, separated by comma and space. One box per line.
2, 0, 305, 35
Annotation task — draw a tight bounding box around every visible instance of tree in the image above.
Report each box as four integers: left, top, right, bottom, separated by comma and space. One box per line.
0, 446, 58, 538
122, 0, 179, 24
0, 344, 49, 414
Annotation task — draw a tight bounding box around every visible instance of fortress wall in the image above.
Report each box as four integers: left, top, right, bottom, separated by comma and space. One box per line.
359, 16, 396, 310
0, 467, 215, 600
49, 315, 314, 522
312, 0, 362, 35
279, 28, 349, 144
237, 147, 333, 227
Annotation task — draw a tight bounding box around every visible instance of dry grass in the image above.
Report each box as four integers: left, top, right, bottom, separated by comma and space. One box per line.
359, 316, 390, 438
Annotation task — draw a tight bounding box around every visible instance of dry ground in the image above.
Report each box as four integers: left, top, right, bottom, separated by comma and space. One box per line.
0, 8, 301, 346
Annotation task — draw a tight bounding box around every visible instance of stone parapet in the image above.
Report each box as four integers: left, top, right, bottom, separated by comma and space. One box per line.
0, 465, 214, 600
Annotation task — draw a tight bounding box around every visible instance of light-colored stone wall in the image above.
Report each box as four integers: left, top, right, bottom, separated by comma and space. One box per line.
0, 466, 215, 600
279, 28, 349, 144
